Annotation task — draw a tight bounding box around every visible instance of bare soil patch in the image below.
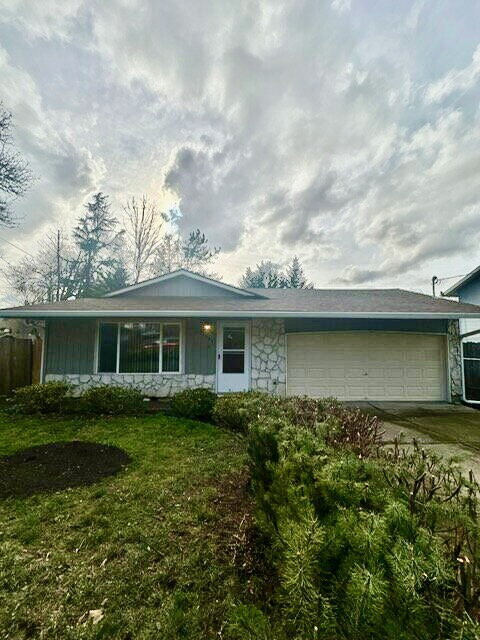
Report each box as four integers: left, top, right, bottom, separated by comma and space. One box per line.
0, 440, 131, 498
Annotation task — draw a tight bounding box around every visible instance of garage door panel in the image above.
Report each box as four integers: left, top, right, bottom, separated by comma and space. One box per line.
287, 333, 446, 401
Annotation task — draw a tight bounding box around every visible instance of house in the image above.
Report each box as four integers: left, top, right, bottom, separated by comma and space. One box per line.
2, 268, 480, 403
443, 265, 480, 404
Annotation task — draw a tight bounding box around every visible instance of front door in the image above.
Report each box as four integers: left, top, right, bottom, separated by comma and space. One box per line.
217, 321, 250, 392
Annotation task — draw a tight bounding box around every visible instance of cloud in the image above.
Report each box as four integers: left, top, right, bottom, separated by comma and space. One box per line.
424, 43, 480, 104
0, 44, 105, 240
0, 0, 82, 40
1, 0, 480, 298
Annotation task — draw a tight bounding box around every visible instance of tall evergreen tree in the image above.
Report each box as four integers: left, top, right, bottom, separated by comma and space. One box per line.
240, 257, 313, 289
284, 256, 313, 289
240, 261, 287, 288
73, 192, 124, 296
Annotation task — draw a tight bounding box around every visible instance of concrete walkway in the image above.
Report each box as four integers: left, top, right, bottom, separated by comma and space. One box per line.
351, 402, 480, 477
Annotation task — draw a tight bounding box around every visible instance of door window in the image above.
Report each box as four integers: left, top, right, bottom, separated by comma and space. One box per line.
222, 327, 245, 373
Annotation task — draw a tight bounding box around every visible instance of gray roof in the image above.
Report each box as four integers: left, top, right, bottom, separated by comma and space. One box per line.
443, 265, 480, 297
2, 288, 480, 319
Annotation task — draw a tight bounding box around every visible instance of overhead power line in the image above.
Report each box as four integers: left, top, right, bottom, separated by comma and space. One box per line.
0, 235, 36, 259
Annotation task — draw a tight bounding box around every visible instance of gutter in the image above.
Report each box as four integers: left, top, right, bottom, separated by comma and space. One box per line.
1, 310, 480, 319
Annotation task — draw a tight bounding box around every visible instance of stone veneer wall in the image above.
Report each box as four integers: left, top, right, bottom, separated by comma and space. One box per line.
447, 319, 463, 403
45, 373, 215, 397
250, 318, 286, 395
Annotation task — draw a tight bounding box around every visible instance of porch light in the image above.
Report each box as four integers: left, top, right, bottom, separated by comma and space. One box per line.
201, 323, 213, 335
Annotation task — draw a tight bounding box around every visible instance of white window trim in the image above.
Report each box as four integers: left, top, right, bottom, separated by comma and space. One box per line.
96, 320, 184, 375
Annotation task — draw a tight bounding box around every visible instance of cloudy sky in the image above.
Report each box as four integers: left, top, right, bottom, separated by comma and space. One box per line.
0, 0, 479, 303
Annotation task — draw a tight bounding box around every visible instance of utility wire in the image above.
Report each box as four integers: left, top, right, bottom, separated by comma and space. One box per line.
436, 273, 466, 283
0, 235, 36, 259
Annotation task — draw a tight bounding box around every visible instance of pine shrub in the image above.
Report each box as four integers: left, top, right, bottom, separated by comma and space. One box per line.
212, 391, 281, 432
170, 388, 216, 421
243, 395, 480, 639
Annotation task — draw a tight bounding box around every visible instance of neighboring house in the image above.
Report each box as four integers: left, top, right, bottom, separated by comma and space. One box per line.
2, 268, 480, 403
443, 265, 480, 403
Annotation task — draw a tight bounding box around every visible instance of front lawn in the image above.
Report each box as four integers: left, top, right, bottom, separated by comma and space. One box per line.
0, 412, 251, 639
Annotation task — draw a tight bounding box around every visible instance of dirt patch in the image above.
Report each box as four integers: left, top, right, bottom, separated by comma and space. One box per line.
0, 441, 131, 498
208, 469, 275, 599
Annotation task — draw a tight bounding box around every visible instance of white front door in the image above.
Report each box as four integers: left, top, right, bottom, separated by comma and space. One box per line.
217, 321, 250, 393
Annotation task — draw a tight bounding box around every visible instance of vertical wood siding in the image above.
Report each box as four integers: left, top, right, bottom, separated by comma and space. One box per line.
44, 318, 217, 376
45, 319, 96, 374
116, 275, 242, 298
184, 319, 216, 374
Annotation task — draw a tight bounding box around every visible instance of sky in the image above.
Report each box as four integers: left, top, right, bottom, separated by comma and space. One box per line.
0, 0, 480, 304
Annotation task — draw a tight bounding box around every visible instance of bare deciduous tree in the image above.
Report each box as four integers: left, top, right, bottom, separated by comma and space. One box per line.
4, 230, 83, 304
123, 195, 165, 283
0, 103, 32, 227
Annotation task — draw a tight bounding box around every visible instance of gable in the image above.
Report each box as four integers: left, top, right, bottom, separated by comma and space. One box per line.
116, 274, 243, 298
104, 269, 260, 299
456, 278, 480, 305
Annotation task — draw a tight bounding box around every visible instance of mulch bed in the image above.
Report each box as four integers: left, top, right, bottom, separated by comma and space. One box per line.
0, 441, 131, 498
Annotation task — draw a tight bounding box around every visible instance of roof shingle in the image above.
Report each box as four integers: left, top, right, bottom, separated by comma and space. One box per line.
2, 288, 480, 318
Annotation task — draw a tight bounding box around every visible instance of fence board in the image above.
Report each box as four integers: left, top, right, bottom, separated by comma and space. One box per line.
0, 336, 32, 395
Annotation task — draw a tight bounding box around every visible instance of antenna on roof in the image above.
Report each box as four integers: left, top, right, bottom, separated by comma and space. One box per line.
431, 273, 466, 297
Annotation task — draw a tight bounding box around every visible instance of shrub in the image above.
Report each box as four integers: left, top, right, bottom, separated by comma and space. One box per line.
244, 397, 480, 639
10, 381, 72, 414
324, 407, 384, 457
81, 385, 145, 416
170, 388, 216, 421
212, 391, 281, 432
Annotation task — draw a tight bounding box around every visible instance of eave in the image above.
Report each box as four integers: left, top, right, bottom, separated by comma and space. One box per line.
1, 310, 479, 319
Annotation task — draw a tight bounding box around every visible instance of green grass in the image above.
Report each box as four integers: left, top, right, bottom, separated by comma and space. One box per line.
0, 412, 250, 639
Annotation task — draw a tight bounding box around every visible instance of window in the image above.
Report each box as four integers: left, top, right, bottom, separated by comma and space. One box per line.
97, 322, 182, 373
162, 324, 180, 372
98, 323, 118, 373
463, 341, 480, 402
222, 326, 245, 374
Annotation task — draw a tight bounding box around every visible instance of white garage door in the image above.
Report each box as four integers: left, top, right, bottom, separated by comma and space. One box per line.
287, 332, 447, 401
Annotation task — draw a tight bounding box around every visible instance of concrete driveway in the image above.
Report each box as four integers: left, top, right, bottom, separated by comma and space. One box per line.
352, 402, 480, 477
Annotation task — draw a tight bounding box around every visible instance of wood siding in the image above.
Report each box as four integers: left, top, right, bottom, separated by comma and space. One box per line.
45, 319, 96, 375
116, 275, 241, 298
185, 319, 216, 374
44, 318, 217, 376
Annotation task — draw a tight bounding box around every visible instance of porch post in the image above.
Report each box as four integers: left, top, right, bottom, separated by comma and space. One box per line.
251, 319, 286, 395
447, 319, 463, 403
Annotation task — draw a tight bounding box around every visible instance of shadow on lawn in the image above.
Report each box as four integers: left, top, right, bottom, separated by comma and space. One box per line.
0, 441, 131, 498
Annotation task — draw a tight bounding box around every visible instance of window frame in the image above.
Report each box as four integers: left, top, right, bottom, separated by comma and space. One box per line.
95, 320, 184, 375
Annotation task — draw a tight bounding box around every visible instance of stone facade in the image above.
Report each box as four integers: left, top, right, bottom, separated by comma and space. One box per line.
447, 319, 463, 402
45, 373, 215, 397
250, 318, 286, 395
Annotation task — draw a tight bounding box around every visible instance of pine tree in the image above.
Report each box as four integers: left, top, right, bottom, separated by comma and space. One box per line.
151, 228, 220, 277
240, 260, 287, 288
284, 256, 313, 289
73, 192, 124, 296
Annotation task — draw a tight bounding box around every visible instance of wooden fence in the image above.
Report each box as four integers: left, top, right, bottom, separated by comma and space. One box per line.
0, 335, 42, 395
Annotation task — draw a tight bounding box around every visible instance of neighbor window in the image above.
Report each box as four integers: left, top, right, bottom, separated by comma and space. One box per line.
97, 322, 182, 373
